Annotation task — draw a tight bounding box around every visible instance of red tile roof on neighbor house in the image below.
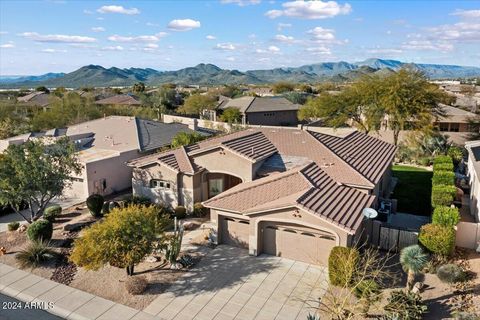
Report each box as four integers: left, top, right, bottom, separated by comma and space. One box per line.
203, 162, 375, 233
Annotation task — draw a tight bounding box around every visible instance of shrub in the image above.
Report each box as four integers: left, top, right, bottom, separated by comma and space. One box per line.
86, 194, 104, 217
353, 279, 379, 299
125, 275, 148, 295
433, 162, 454, 172
419, 224, 455, 256
7, 221, 20, 231
328, 246, 359, 287
431, 185, 456, 207
432, 171, 455, 186
432, 206, 460, 227
126, 195, 152, 207
174, 206, 186, 219
448, 146, 464, 164
436, 264, 466, 283
383, 290, 427, 320
27, 220, 53, 241
193, 203, 206, 217
434, 155, 453, 165
15, 240, 57, 269
43, 205, 62, 222
102, 202, 110, 215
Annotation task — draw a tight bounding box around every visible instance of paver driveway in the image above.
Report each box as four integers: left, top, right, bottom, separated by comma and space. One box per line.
144, 245, 327, 320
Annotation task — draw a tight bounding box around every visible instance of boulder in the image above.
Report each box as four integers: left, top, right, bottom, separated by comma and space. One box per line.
182, 221, 197, 230
411, 282, 424, 294
63, 220, 94, 232
17, 224, 27, 233
145, 256, 158, 263
0, 247, 6, 255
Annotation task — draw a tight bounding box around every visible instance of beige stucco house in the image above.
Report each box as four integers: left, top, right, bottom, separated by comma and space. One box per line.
129, 127, 396, 265
0, 116, 201, 201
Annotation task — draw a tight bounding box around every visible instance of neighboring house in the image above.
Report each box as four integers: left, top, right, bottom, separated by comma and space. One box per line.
0, 116, 203, 200
129, 127, 396, 264
95, 94, 141, 106
17, 92, 58, 109
465, 140, 480, 222
218, 96, 301, 126
435, 104, 477, 133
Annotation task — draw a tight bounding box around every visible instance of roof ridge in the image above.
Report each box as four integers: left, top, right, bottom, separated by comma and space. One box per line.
243, 96, 257, 113
180, 145, 195, 174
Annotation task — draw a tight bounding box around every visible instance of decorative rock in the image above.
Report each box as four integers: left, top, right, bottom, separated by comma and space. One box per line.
17, 224, 27, 233
0, 247, 6, 255
63, 220, 93, 232
411, 282, 424, 294
145, 256, 158, 263
170, 262, 183, 270
182, 221, 197, 230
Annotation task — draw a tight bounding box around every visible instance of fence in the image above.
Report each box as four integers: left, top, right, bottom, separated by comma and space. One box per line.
371, 220, 419, 251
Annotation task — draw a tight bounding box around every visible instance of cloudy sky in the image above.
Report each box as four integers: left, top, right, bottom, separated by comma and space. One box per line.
0, 0, 479, 75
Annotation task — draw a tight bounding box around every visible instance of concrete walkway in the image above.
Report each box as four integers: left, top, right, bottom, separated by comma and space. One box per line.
144, 246, 327, 320
0, 263, 155, 320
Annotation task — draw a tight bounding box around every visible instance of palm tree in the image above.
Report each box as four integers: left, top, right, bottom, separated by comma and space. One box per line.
400, 245, 429, 291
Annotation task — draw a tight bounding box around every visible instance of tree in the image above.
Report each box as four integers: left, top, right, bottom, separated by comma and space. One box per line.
283, 92, 308, 105
70, 205, 169, 276
0, 138, 81, 223
35, 86, 50, 93
219, 107, 242, 124
400, 245, 429, 291
219, 85, 242, 98
272, 81, 295, 94
133, 82, 145, 93
171, 132, 206, 148
178, 94, 217, 115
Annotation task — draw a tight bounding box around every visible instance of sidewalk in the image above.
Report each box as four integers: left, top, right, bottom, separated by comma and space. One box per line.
0, 263, 161, 320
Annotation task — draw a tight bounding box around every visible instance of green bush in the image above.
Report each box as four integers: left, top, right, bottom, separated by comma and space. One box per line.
432, 171, 455, 186
384, 290, 427, 320
431, 185, 456, 207
125, 195, 152, 207
432, 206, 460, 227
43, 205, 62, 222
125, 275, 148, 295
86, 194, 104, 217
102, 202, 110, 215
174, 206, 187, 219
419, 224, 455, 256
15, 240, 57, 269
436, 264, 466, 283
433, 162, 454, 172
27, 220, 53, 241
193, 203, 206, 217
353, 279, 379, 299
328, 246, 359, 287
418, 157, 432, 166
434, 155, 453, 165
7, 221, 20, 231
447, 146, 464, 164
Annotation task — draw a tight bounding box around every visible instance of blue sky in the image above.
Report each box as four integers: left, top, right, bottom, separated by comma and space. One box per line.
0, 0, 479, 75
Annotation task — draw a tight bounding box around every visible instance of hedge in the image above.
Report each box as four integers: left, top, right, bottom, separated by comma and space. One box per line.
328, 246, 359, 286
432, 206, 460, 227
419, 224, 455, 256
432, 171, 455, 186
433, 155, 453, 165
433, 162, 454, 172
86, 194, 104, 217
43, 205, 62, 223
431, 185, 456, 208
27, 220, 53, 241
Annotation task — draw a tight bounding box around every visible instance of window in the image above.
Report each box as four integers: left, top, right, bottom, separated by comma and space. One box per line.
209, 178, 224, 197
263, 112, 275, 117
150, 179, 171, 189
450, 123, 460, 132
439, 123, 449, 132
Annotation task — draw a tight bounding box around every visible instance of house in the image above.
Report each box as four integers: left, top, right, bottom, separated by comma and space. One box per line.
17, 92, 58, 109
435, 105, 477, 133
0, 116, 203, 200
218, 96, 301, 126
129, 127, 396, 264
95, 94, 141, 106
465, 140, 480, 222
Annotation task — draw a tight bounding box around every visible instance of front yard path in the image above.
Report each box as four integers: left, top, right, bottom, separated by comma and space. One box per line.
144, 245, 327, 320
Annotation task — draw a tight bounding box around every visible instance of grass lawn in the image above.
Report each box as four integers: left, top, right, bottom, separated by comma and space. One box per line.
391, 165, 432, 216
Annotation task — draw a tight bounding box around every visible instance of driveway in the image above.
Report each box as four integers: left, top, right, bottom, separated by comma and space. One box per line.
144, 245, 327, 320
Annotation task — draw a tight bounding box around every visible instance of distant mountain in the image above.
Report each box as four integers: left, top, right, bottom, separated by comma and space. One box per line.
1, 59, 479, 88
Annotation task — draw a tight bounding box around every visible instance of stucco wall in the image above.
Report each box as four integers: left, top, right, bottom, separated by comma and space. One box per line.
132, 163, 180, 207
246, 110, 298, 126
468, 153, 480, 222
192, 148, 254, 182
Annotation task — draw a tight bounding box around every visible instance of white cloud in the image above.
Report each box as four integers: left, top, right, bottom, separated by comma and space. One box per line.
91, 27, 105, 32
215, 43, 236, 50
20, 32, 96, 43
268, 45, 280, 52
266, 0, 351, 19
0, 43, 14, 48
401, 40, 454, 52
221, 0, 261, 6
145, 43, 159, 49
206, 35, 216, 40
167, 19, 201, 31
255, 48, 267, 53
305, 46, 331, 55
226, 57, 236, 61
41, 48, 67, 53
274, 34, 295, 43
277, 23, 292, 31
0, 31, 8, 35
366, 48, 403, 54
97, 5, 140, 15
108, 32, 167, 43
426, 21, 480, 41
307, 26, 335, 41
101, 45, 124, 51
451, 9, 480, 19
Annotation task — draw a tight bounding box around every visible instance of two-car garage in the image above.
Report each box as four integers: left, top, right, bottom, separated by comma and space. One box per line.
217, 214, 337, 265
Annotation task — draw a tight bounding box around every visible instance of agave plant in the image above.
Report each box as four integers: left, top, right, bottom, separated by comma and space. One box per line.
400, 245, 429, 290
15, 240, 58, 269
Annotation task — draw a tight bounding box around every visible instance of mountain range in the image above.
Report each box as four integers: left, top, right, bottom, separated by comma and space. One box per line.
1, 59, 479, 88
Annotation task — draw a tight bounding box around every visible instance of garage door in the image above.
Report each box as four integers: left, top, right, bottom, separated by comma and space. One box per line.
262, 223, 336, 265
219, 216, 250, 249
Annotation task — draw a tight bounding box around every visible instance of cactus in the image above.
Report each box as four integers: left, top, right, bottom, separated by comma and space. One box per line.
166, 219, 183, 265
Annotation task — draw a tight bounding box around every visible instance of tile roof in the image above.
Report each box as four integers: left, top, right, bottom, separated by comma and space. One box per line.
437, 104, 477, 123
95, 94, 141, 105
204, 162, 375, 233
219, 96, 300, 113
309, 130, 397, 184
156, 146, 195, 174
222, 132, 277, 161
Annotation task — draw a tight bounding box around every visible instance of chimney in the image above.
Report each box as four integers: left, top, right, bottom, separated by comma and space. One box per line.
188, 118, 198, 131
